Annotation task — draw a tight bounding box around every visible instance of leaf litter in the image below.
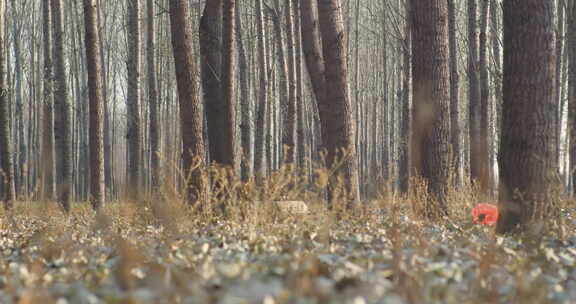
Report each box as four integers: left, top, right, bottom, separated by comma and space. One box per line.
0, 203, 575, 304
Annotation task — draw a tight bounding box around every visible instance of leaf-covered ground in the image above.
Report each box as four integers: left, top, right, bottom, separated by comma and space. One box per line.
0, 201, 575, 304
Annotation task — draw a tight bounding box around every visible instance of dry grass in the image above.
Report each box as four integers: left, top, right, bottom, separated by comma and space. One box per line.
0, 164, 575, 303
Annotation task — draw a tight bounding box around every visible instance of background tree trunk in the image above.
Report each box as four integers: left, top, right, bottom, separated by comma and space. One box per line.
468, 0, 482, 186
83, 0, 105, 210
0, 0, 15, 209
479, 0, 490, 195
126, 0, 141, 194
51, 0, 72, 212
147, 0, 160, 190
221, 0, 239, 171
42, 0, 56, 200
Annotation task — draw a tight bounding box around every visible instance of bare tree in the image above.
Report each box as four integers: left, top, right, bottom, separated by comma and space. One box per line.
468, 0, 482, 186
0, 0, 15, 209
42, 0, 56, 200
479, 0, 490, 194
51, 0, 72, 212
317, 0, 360, 205
254, 0, 269, 178
169, 0, 206, 205
497, 0, 559, 233
448, 0, 462, 187
221, 0, 239, 171
146, 0, 160, 189
410, 0, 451, 217
126, 0, 141, 193
83, 0, 105, 210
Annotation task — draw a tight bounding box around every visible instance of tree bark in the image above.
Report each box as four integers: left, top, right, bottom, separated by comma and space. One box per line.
399, 1, 412, 194
51, 0, 72, 212
284, 0, 298, 165
479, 0, 490, 194
569, 0, 576, 196
317, 0, 360, 205
497, 0, 559, 233
254, 0, 269, 179
83, 0, 105, 210
221, 0, 239, 171
410, 0, 451, 217
42, 0, 56, 200
169, 0, 206, 205
147, 0, 160, 189
0, 0, 15, 209
448, 0, 461, 188
468, 0, 482, 186
126, 0, 141, 194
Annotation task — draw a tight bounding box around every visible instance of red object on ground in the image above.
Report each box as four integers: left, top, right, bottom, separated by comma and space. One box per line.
472, 203, 499, 226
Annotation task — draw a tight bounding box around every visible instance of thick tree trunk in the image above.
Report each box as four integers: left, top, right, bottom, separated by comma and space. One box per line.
0, 0, 15, 209
410, 0, 451, 217
169, 0, 206, 205
317, 0, 360, 205
126, 0, 141, 194
300, 0, 326, 114
83, 0, 105, 210
569, 0, 576, 196
497, 0, 558, 233
51, 0, 72, 212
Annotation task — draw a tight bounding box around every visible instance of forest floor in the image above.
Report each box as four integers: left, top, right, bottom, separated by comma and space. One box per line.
0, 191, 575, 304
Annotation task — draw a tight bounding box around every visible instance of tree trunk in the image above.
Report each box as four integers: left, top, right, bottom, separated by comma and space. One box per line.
497, 0, 559, 233
51, 0, 72, 212
221, 0, 239, 171
284, 0, 298, 165
42, 0, 56, 200
479, 0, 490, 195
199, 0, 223, 166
254, 0, 269, 178
0, 0, 15, 209
399, 1, 411, 194
448, 0, 462, 188
236, 2, 253, 181
468, 0, 482, 186
126, 0, 141, 194
83, 0, 105, 210
410, 0, 451, 217
147, 0, 160, 190
317, 0, 361, 205
169, 0, 206, 205
569, 0, 576, 196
